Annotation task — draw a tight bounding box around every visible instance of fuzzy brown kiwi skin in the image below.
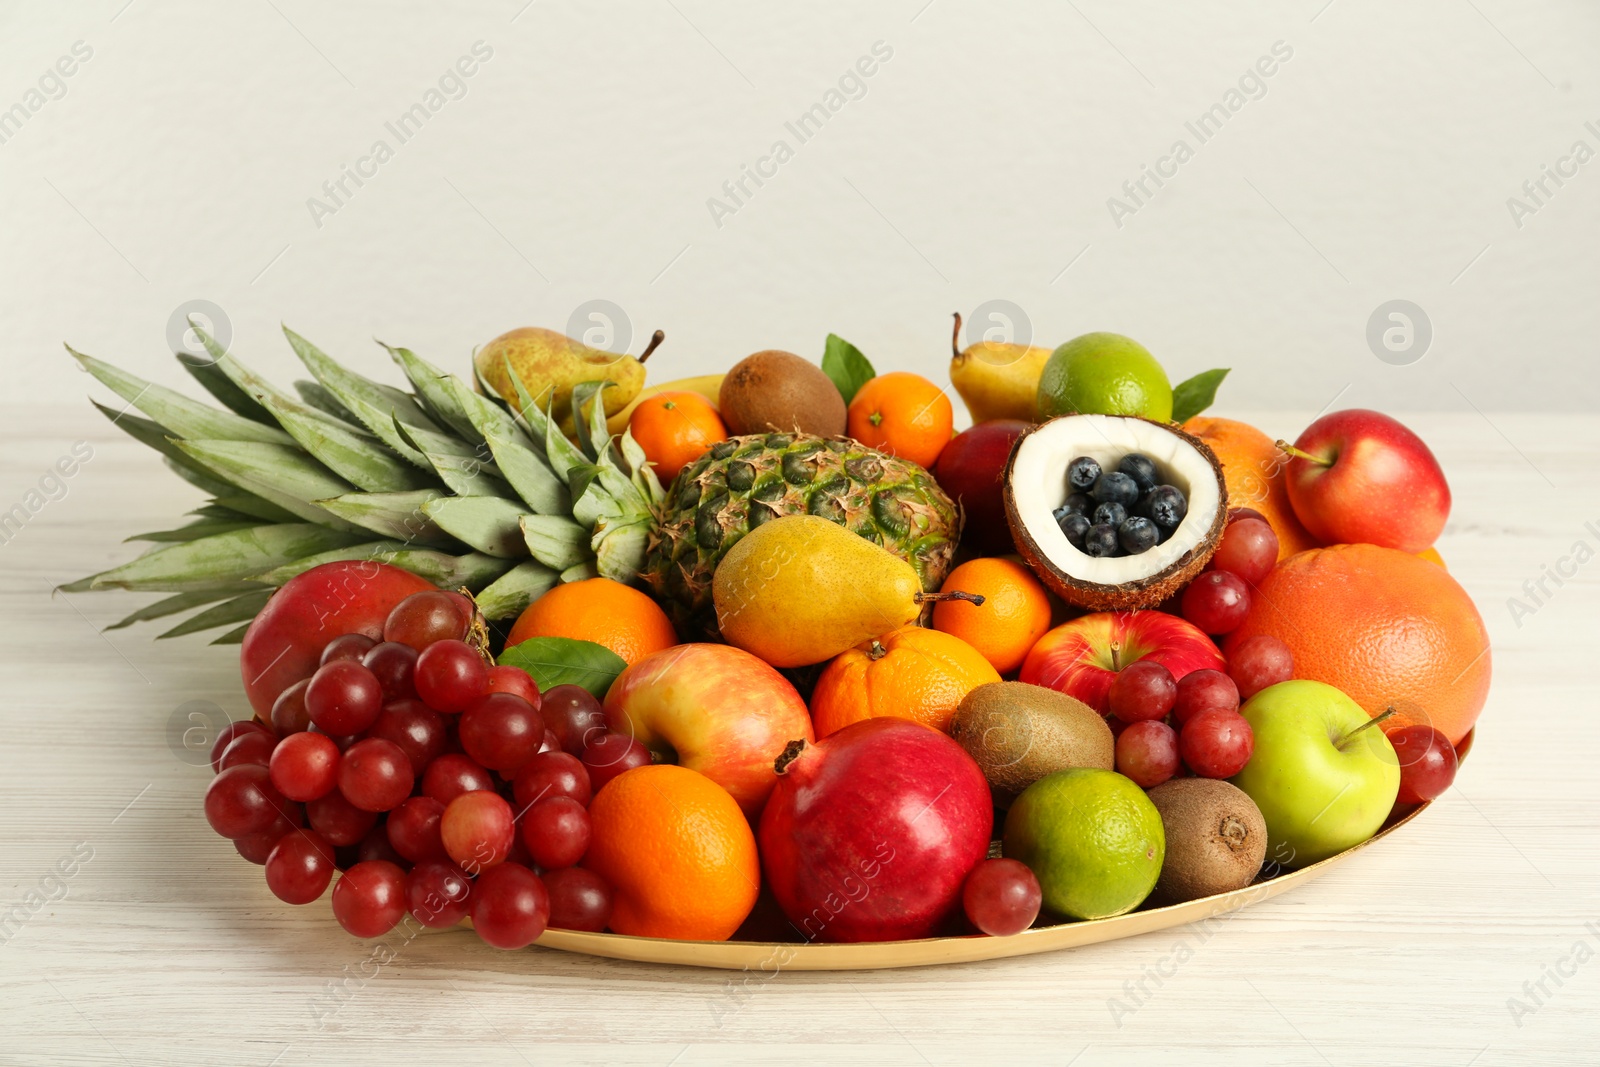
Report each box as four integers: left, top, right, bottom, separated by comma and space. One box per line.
1002, 416, 1228, 611
1147, 778, 1268, 903
949, 681, 1114, 806
718, 351, 847, 438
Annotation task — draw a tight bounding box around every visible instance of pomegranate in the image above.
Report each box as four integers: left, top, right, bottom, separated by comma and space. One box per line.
758, 718, 992, 943
240, 561, 435, 718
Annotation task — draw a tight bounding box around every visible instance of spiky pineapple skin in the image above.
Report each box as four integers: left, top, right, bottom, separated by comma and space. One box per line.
642, 433, 962, 637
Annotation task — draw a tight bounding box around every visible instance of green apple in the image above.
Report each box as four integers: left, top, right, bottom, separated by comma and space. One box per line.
1230, 680, 1399, 868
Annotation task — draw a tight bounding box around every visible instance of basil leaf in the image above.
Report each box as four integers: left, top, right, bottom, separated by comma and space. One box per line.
498, 635, 627, 699
821, 334, 876, 405
1171, 368, 1230, 424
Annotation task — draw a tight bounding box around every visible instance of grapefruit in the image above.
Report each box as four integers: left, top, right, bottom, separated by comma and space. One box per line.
1183, 415, 1319, 559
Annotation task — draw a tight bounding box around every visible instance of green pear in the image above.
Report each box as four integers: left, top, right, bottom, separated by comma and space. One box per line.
474, 326, 663, 434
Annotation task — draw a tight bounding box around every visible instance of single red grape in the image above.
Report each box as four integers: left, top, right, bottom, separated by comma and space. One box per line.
383, 590, 470, 650
460, 692, 544, 776
1180, 710, 1255, 778
540, 684, 607, 757
386, 796, 449, 864
265, 829, 336, 904
234, 809, 301, 864
1228, 634, 1294, 699
1116, 720, 1180, 788
270, 679, 313, 736
362, 641, 419, 702
366, 699, 446, 776
218, 729, 277, 771
355, 823, 407, 866
512, 751, 592, 810
414, 639, 488, 714
543, 867, 612, 932
338, 738, 415, 813
1388, 724, 1458, 804
485, 664, 540, 707
1210, 518, 1279, 587
306, 789, 378, 847
305, 660, 383, 735
205, 764, 288, 839
421, 753, 496, 805
321, 632, 377, 666
538, 729, 560, 754
1228, 507, 1268, 525
269, 730, 341, 802
1108, 660, 1177, 723
406, 861, 473, 929
210, 719, 273, 772
962, 858, 1042, 937
1173, 668, 1240, 727
581, 733, 651, 794
331, 860, 407, 938
470, 862, 550, 950
1181, 570, 1252, 635
520, 797, 591, 870
440, 790, 514, 873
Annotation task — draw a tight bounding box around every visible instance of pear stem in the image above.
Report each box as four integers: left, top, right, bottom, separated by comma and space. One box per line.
638, 329, 665, 364
951, 312, 963, 359
1334, 707, 1398, 750
1275, 439, 1330, 467
913, 590, 986, 608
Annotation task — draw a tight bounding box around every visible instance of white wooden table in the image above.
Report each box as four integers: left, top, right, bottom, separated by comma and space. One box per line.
2, 406, 1595, 1066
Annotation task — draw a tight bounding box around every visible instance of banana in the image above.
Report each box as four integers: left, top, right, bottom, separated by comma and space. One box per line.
605, 374, 726, 434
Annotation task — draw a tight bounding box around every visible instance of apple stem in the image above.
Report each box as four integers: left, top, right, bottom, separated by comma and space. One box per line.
1275, 439, 1330, 467
914, 591, 986, 608
638, 329, 665, 364
1110, 641, 1122, 673
1334, 707, 1398, 750
951, 312, 963, 359
773, 738, 808, 776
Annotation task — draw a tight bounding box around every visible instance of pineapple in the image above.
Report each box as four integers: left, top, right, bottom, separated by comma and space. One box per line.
65, 324, 960, 644
644, 434, 960, 638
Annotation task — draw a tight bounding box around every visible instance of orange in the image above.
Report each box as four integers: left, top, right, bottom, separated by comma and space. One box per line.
1183, 415, 1319, 559
583, 764, 759, 940
627, 391, 728, 483
847, 372, 954, 470
810, 625, 1001, 738
1224, 543, 1490, 745
505, 577, 677, 665
931, 557, 1052, 674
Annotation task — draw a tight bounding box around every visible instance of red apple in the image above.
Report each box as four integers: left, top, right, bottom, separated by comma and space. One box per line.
933, 419, 1031, 555
1279, 409, 1450, 553
602, 643, 813, 817
759, 718, 992, 942
1019, 611, 1225, 716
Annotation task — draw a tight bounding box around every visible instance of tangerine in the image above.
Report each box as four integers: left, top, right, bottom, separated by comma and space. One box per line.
628, 391, 728, 483
810, 625, 1001, 738
506, 578, 677, 666
931, 558, 1052, 674
847, 372, 954, 469
1183, 415, 1319, 559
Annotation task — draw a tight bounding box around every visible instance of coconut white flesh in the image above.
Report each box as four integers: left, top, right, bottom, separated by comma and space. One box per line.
1011, 415, 1221, 586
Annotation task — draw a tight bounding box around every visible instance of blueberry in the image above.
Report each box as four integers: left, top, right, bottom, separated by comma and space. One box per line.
1084, 523, 1119, 557
1119, 516, 1158, 554
1057, 511, 1091, 549
1093, 502, 1127, 528
1067, 456, 1102, 491
1118, 453, 1159, 494
1145, 485, 1187, 529
1092, 471, 1139, 508
1062, 492, 1094, 516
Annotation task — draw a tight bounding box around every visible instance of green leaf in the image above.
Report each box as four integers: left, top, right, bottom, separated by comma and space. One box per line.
283, 327, 439, 431
211, 623, 251, 645
254, 543, 514, 589
1170, 368, 1230, 424
176, 352, 276, 425
84, 524, 362, 592
316, 490, 453, 546
127, 520, 262, 543
446, 378, 568, 515
473, 560, 560, 621
498, 636, 627, 700
383, 343, 482, 444
821, 334, 876, 405
103, 585, 262, 630
174, 440, 361, 531
520, 514, 590, 570
294, 380, 359, 423
421, 496, 530, 559
69, 346, 295, 445
157, 588, 274, 638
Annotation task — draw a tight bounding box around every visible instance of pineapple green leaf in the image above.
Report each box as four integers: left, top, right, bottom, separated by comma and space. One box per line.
103, 585, 261, 631
259, 400, 433, 493
392, 417, 510, 498
505, 360, 588, 481
92, 401, 224, 485
210, 623, 251, 645
473, 560, 560, 621
326, 390, 431, 468
316, 490, 453, 546
202, 488, 304, 525
68, 346, 294, 445
619, 428, 665, 503
520, 515, 591, 570
283, 327, 439, 431
174, 440, 362, 531
127, 520, 262, 543
176, 351, 276, 425
560, 560, 600, 583
294, 379, 360, 423
382, 343, 482, 444
157, 588, 275, 639
570, 380, 616, 466
446, 379, 568, 516
255, 543, 514, 590
204, 343, 367, 435
592, 520, 652, 584
421, 496, 531, 559
85, 524, 363, 592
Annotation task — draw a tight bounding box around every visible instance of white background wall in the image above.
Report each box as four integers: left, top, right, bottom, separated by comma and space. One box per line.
3, 0, 1597, 416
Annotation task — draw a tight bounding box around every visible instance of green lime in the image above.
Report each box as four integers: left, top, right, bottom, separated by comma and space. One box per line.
1002, 768, 1164, 920
1036, 332, 1172, 421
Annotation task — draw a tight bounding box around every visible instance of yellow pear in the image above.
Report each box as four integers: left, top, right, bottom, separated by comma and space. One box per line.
474, 327, 663, 433
714, 514, 982, 668
948, 312, 1052, 424
605, 373, 725, 435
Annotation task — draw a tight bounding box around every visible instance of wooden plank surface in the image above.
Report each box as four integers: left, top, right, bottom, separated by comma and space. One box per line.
0, 405, 1595, 1066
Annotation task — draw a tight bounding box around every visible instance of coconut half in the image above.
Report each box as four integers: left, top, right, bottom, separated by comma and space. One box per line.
1004, 414, 1228, 610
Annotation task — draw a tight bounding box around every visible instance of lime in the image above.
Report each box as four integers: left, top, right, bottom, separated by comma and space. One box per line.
1002, 768, 1164, 919
1036, 333, 1172, 421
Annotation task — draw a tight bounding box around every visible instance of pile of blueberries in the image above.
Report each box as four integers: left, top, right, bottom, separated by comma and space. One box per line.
1052, 453, 1188, 558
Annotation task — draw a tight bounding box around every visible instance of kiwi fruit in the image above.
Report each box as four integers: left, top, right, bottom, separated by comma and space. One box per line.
1146, 778, 1267, 902
718, 350, 847, 437
949, 681, 1114, 805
